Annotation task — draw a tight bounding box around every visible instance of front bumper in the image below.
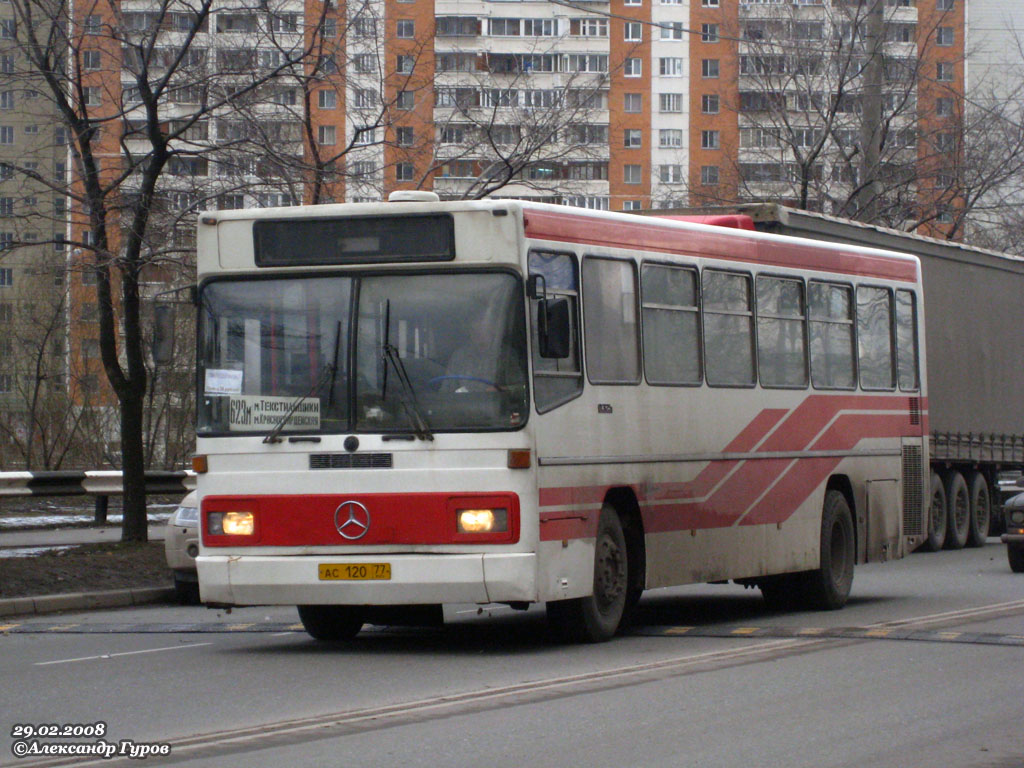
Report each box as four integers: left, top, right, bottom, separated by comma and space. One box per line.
1000, 532, 1024, 547
197, 552, 537, 606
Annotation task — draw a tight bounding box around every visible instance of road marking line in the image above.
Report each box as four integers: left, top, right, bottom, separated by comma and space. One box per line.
0, 623, 21, 631
46, 624, 79, 632
35, 642, 213, 666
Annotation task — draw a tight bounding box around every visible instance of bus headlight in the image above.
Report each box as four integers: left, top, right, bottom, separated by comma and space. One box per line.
457, 508, 508, 534
208, 511, 255, 536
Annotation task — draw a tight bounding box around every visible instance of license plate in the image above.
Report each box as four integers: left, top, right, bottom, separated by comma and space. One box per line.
318, 563, 391, 581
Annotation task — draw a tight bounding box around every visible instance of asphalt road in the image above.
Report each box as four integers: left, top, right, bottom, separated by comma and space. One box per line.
2, 543, 1023, 768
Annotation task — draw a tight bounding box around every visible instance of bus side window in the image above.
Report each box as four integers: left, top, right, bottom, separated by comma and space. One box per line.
856, 285, 896, 391
528, 250, 583, 411
703, 269, 756, 387
895, 289, 919, 391
808, 281, 856, 389
641, 263, 701, 385
756, 275, 808, 388
581, 256, 641, 385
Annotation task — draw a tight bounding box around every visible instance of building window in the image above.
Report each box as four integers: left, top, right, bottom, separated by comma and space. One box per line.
396, 19, 414, 38
571, 18, 608, 37
661, 22, 684, 40
937, 62, 954, 81
659, 129, 683, 148
84, 15, 101, 34
624, 93, 642, 113
624, 58, 642, 77
623, 201, 642, 211
397, 55, 415, 74
659, 164, 682, 183
702, 59, 719, 78
82, 50, 101, 70
0, 126, 12, 145
624, 22, 642, 41
937, 0, 953, 8
701, 24, 718, 43
659, 93, 682, 113
396, 126, 414, 146
396, 162, 415, 181
701, 130, 720, 150
354, 127, 376, 145
397, 90, 415, 110
0, 267, 12, 286
354, 89, 377, 108
624, 129, 642, 148
702, 94, 719, 114
0, 197, 13, 216
659, 58, 683, 77
936, 27, 953, 46
83, 87, 101, 106
936, 97, 953, 117
318, 90, 337, 109
702, 0, 719, 5
623, 164, 642, 184
317, 125, 336, 145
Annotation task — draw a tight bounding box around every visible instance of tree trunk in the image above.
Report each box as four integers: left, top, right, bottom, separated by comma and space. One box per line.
120, 388, 148, 543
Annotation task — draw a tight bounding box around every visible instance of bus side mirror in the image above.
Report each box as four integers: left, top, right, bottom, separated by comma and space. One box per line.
153, 303, 176, 366
538, 297, 570, 359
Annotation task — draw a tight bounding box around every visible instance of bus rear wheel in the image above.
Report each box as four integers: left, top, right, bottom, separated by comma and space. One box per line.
297, 605, 365, 641
547, 505, 628, 643
802, 489, 855, 610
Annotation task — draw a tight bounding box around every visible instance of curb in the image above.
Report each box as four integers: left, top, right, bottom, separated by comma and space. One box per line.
0, 586, 174, 617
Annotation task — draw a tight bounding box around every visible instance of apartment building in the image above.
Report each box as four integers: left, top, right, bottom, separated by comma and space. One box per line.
0, 0, 967, 440
0, 0, 71, 464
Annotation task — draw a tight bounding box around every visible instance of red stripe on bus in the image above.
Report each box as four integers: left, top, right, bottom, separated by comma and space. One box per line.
523, 208, 919, 283
539, 395, 923, 539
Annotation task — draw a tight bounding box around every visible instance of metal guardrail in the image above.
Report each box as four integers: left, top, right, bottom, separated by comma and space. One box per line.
0, 470, 196, 523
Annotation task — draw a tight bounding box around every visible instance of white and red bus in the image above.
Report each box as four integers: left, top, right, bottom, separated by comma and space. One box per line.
192, 193, 927, 642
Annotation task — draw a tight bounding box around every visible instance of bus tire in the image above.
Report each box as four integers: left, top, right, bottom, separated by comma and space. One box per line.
944, 471, 970, 550
547, 505, 628, 643
802, 489, 855, 611
1009, 547, 1024, 574
922, 472, 947, 552
967, 472, 992, 547
297, 605, 365, 642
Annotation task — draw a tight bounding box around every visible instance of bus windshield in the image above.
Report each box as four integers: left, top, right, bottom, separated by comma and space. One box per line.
197, 271, 528, 436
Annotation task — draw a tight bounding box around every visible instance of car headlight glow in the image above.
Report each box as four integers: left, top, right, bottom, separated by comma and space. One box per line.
457, 508, 508, 534
208, 510, 255, 536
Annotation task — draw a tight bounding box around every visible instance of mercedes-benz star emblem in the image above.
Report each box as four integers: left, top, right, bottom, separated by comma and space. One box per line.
334, 501, 371, 540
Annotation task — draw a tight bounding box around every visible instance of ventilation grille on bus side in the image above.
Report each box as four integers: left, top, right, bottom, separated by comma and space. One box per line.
902, 445, 925, 536
309, 453, 394, 470
908, 397, 921, 426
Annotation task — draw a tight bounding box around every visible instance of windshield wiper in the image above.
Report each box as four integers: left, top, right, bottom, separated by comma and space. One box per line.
264, 323, 341, 445
381, 300, 434, 441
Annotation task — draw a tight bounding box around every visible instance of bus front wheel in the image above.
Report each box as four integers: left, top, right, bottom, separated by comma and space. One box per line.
802, 489, 855, 610
547, 505, 628, 643
297, 605, 365, 642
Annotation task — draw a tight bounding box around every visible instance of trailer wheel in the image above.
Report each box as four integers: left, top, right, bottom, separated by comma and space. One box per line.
922, 472, 947, 552
967, 472, 992, 548
944, 471, 970, 550
297, 605, 365, 642
547, 505, 628, 643
802, 489, 855, 610
1009, 547, 1024, 574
